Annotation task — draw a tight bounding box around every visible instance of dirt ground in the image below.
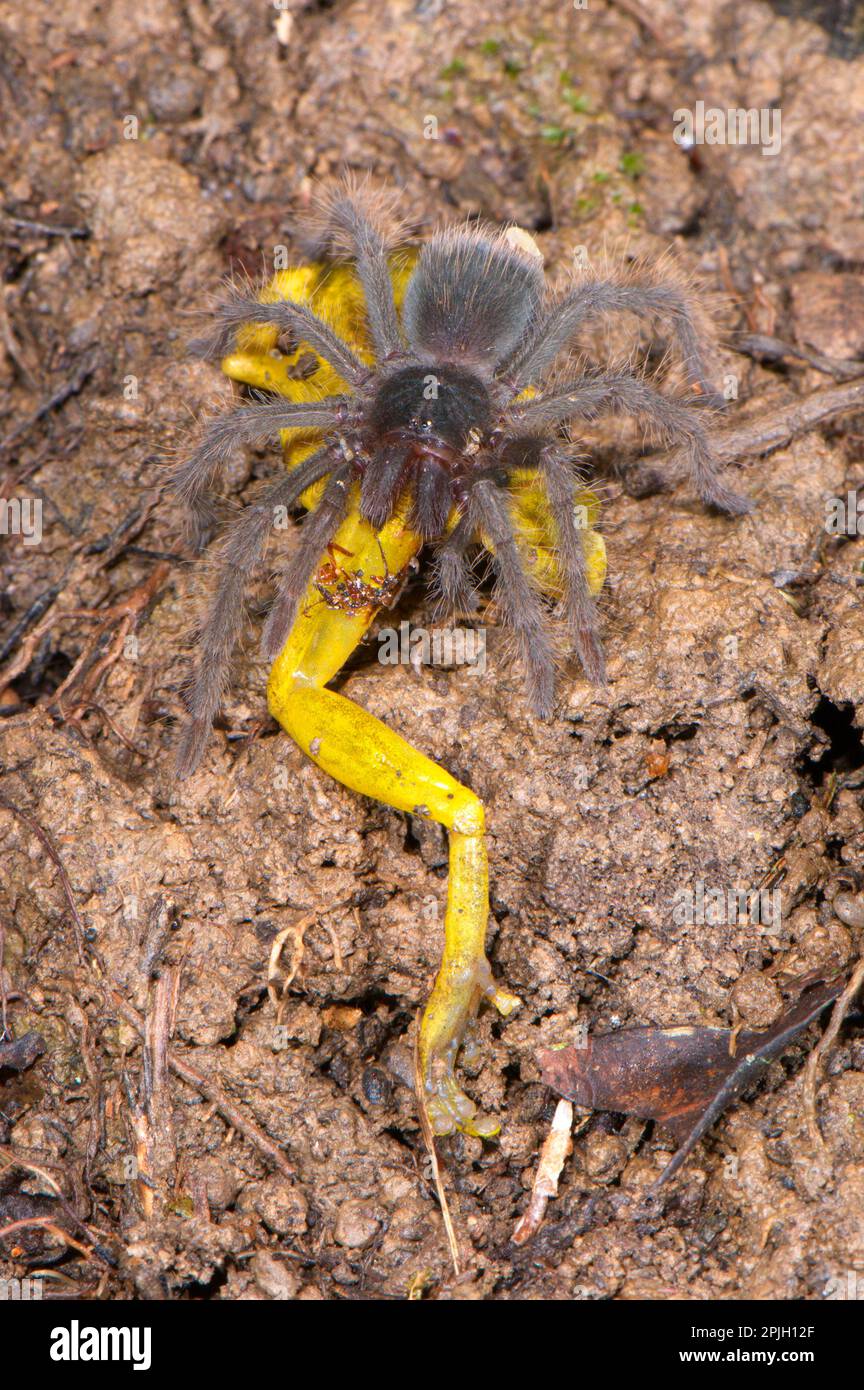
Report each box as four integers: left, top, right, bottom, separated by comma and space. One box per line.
1, 0, 863, 1302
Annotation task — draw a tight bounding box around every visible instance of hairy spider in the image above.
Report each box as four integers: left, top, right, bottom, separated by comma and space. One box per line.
173, 179, 749, 1139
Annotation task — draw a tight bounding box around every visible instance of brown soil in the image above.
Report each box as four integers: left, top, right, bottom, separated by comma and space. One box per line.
1, 0, 863, 1301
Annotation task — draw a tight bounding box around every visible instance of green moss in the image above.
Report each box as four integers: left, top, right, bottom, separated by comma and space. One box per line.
541, 125, 567, 145
439, 59, 467, 79
591, 170, 612, 183
558, 73, 593, 114
479, 39, 501, 55
619, 151, 645, 179
503, 58, 523, 76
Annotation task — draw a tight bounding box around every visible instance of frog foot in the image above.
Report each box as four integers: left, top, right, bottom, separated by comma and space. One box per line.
418, 962, 520, 1138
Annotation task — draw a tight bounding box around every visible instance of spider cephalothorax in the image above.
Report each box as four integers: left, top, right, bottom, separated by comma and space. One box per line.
356, 362, 493, 538
174, 180, 748, 777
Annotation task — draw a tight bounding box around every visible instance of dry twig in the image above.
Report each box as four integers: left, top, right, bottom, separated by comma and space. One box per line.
513, 1100, 576, 1245
108, 989, 296, 1182
0, 791, 87, 961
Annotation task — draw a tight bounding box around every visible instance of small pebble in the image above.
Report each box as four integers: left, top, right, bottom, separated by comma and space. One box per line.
146, 64, 204, 122
250, 1251, 299, 1301
730, 971, 782, 1028
334, 1198, 381, 1249
833, 891, 864, 929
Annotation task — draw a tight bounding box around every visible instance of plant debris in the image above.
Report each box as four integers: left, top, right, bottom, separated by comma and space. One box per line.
537, 973, 849, 1191
512, 1099, 577, 1244
0, 1031, 46, 1074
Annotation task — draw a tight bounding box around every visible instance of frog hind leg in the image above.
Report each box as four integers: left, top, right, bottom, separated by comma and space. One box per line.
266, 512, 519, 1137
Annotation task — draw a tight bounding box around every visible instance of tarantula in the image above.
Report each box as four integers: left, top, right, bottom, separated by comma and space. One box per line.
174, 183, 748, 777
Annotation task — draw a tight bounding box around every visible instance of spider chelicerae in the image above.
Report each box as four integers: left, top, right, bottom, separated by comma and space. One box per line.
173, 181, 749, 777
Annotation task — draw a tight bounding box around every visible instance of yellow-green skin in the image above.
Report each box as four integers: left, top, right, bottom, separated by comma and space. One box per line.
221, 254, 606, 1138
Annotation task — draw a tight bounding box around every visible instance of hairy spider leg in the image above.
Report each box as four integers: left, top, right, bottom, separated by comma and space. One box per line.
266, 505, 519, 1137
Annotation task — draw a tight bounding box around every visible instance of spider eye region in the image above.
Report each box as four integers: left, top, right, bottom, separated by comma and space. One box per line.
368, 364, 491, 456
